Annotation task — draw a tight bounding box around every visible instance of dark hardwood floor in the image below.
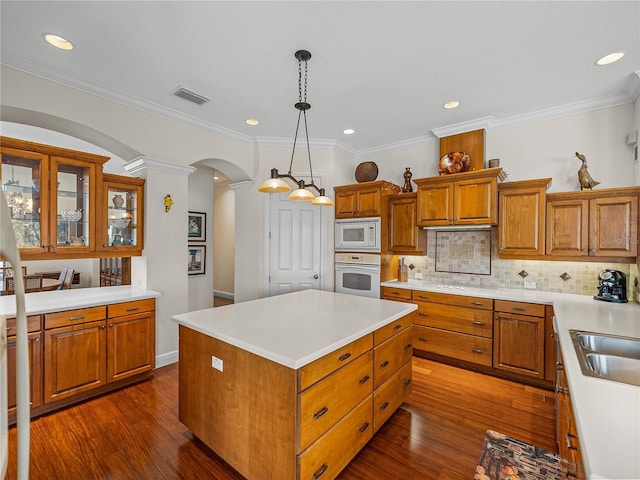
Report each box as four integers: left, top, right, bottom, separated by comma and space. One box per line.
6, 358, 556, 479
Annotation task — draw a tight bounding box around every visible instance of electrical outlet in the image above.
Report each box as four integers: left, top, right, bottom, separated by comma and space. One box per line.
524, 281, 537, 290
212, 356, 224, 372
414, 272, 423, 280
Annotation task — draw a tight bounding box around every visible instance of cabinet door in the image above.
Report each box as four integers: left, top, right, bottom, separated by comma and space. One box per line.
356, 187, 381, 217
107, 310, 155, 383
589, 195, 638, 257
417, 182, 453, 226
498, 186, 545, 256
454, 176, 497, 225
99, 175, 145, 254
546, 198, 589, 256
493, 313, 545, 379
335, 191, 358, 218
388, 194, 425, 253
6, 332, 42, 416
44, 319, 107, 403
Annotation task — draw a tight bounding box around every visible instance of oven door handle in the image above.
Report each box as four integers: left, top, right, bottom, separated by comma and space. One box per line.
335, 263, 380, 273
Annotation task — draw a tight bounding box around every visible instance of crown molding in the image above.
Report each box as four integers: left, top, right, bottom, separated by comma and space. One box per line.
431, 117, 494, 138
125, 156, 196, 176
356, 134, 438, 158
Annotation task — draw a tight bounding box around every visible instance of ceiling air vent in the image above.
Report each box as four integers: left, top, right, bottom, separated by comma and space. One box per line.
172, 87, 211, 106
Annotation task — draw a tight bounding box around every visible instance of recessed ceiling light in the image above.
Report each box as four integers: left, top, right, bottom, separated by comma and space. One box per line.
596, 52, 624, 66
246, 118, 260, 126
343, 129, 355, 135
214, 176, 219, 180
43, 33, 74, 51
443, 101, 460, 109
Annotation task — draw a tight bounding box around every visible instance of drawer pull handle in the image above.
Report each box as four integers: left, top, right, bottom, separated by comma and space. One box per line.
126, 306, 139, 311
391, 292, 401, 295
566, 435, 579, 450
359, 375, 370, 385
417, 295, 428, 299
358, 422, 370, 433
338, 353, 351, 362
419, 312, 428, 317
404, 343, 412, 351
379, 360, 390, 368
471, 301, 484, 306
313, 464, 328, 479
566, 470, 578, 478
404, 378, 412, 387
472, 321, 484, 326
472, 348, 483, 354
512, 307, 526, 311
313, 407, 329, 419
393, 324, 402, 330
418, 337, 428, 342
380, 401, 389, 411
69, 315, 85, 321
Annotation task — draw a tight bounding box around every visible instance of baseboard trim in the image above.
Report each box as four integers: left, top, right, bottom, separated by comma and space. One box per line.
214, 290, 234, 300
156, 350, 178, 368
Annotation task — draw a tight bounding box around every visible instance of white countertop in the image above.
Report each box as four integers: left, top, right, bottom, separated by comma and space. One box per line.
382, 279, 640, 479
172, 289, 417, 369
0, 286, 161, 317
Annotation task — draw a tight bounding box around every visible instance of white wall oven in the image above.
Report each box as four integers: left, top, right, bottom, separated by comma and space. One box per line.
335, 217, 381, 252
335, 253, 381, 298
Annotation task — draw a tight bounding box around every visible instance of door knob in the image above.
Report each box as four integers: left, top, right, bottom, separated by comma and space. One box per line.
313, 274, 319, 279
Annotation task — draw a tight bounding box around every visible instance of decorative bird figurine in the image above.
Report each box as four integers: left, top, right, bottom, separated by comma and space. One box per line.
575, 152, 600, 190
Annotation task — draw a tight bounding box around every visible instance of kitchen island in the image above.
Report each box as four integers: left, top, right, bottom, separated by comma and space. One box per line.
173, 289, 417, 480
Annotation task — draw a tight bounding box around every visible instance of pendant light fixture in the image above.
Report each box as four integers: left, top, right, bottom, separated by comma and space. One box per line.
258, 50, 333, 206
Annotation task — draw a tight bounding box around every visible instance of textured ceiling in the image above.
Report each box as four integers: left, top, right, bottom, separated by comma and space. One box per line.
1, 1, 639, 154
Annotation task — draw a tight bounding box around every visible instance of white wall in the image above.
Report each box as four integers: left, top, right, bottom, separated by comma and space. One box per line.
213, 181, 235, 296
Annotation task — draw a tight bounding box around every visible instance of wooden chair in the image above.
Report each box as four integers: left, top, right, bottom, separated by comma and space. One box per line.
0, 266, 27, 280
57, 268, 69, 284
3, 274, 43, 294
60, 268, 75, 290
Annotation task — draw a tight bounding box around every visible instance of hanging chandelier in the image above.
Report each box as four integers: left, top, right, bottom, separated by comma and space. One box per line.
258, 50, 333, 206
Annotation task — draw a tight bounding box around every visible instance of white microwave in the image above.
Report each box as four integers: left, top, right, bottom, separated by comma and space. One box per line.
335, 217, 381, 252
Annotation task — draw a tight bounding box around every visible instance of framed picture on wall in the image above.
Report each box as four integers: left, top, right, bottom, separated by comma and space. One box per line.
188, 211, 206, 241
188, 245, 206, 275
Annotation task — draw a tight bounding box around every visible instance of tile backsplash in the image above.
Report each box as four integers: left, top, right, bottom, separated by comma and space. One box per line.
402, 228, 640, 301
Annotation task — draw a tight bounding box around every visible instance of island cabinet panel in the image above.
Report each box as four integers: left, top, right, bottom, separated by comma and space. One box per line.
373, 359, 412, 432
373, 326, 413, 388
178, 325, 299, 480
298, 351, 373, 451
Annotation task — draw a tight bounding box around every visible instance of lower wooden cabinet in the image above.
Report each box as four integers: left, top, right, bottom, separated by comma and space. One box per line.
413, 325, 493, 366
373, 359, 412, 432
557, 354, 586, 479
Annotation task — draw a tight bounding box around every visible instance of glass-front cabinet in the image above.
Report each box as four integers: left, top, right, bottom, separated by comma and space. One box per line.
99, 174, 144, 254
1, 137, 144, 260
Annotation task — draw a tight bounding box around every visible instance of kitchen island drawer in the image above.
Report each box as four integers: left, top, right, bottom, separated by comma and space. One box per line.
44, 306, 107, 329
413, 325, 492, 366
413, 301, 493, 338
411, 291, 493, 310
298, 351, 373, 452
373, 359, 412, 432
373, 327, 413, 388
298, 395, 372, 480
298, 334, 372, 391
373, 313, 412, 346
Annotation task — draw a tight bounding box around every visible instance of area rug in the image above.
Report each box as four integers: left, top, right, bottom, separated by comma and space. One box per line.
474, 430, 563, 480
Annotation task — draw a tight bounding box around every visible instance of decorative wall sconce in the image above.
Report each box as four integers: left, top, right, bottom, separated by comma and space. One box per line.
164, 194, 174, 212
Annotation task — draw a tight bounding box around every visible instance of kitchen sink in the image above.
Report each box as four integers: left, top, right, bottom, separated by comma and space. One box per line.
570, 330, 640, 387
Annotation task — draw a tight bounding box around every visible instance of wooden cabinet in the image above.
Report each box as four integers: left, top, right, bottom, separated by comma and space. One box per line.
414, 168, 503, 227
493, 300, 546, 380
98, 174, 145, 255
6, 315, 42, 418
546, 187, 639, 258
334, 180, 400, 218
557, 353, 586, 479
386, 193, 426, 254
498, 178, 552, 257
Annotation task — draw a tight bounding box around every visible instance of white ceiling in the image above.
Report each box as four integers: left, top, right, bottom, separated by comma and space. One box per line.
1, 1, 639, 155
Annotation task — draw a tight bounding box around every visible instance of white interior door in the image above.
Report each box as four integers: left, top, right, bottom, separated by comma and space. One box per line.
269, 190, 322, 296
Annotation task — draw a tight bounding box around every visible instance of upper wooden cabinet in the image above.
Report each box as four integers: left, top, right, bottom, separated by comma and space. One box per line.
546, 187, 639, 258
334, 180, 400, 218
386, 193, 426, 254
414, 168, 503, 227
498, 178, 552, 258
1, 137, 145, 259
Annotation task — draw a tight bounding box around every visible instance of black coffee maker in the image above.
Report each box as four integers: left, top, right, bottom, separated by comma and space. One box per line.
594, 269, 628, 303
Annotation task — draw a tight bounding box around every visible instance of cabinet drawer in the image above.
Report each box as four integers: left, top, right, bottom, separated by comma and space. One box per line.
413, 325, 492, 367
298, 334, 372, 392
6, 315, 42, 335
413, 301, 493, 338
298, 351, 373, 452
373, 359, 412, 432
373, 327, 413, 388
381, 286, 411, 301
298, 396, 372, 480
411, 291, 493, 310
494, 300, 545, 317
44, 306, 107, 329
373, 314, 412, 346
108, 298, 155, 318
